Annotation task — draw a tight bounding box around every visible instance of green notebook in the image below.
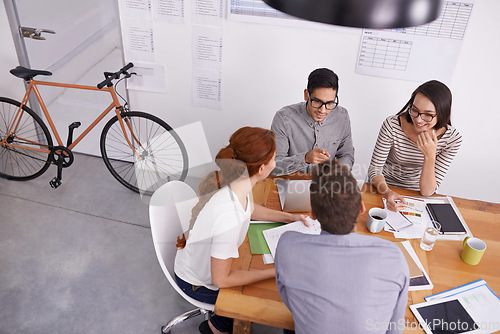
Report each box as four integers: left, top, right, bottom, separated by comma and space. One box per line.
248, 222, 285, 254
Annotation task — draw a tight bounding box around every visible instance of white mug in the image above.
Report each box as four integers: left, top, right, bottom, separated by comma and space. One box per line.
366, 208, 387, 233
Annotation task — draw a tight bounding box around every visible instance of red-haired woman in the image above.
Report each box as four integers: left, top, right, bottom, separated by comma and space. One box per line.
174, 127, 305, 334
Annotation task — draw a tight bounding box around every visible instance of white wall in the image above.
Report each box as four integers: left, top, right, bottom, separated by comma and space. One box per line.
0, 2, 24, 98
2, 1, 499, 203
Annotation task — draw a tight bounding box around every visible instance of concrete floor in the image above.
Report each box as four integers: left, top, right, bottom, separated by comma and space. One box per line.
0, 153, 281, 334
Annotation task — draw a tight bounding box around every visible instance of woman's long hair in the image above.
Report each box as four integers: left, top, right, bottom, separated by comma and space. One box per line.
177, 127, 276, 248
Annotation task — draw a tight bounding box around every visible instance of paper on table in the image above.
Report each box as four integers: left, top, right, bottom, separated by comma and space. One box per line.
383, 198, 413, 232
262, 217, 321, 259
400, 241, 433, 291
396, 242, 423, 278
262, 253, 274, 265
400, 196, 426, 212
386, 197, 446, 239
425, 279, 486, 302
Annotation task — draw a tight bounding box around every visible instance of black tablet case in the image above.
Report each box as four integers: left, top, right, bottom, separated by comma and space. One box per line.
426, 203, 466, 234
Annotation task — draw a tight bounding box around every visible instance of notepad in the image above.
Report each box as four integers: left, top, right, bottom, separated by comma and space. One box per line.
426, 203, 467, 234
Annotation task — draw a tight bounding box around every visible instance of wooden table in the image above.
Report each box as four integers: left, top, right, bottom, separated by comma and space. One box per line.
215, 177, 500, 333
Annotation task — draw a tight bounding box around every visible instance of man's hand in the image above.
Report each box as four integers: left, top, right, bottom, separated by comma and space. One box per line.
417, 130, 438, 160
305, 147, 330, 164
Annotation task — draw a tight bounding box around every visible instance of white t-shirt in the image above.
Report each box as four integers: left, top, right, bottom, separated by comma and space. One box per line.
174, 186, 252, 291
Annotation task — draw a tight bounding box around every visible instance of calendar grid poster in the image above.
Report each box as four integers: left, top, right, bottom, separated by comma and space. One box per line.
356, 1, 475, 83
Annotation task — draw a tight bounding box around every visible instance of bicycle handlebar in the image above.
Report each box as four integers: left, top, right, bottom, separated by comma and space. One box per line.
97, 62, 134, 89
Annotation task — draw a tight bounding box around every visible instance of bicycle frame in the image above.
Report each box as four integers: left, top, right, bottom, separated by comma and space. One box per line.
5, 79, 143, 158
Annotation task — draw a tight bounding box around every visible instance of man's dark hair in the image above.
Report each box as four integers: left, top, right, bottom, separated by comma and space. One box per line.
310, 159, 361, 235
307, 68, 339, 95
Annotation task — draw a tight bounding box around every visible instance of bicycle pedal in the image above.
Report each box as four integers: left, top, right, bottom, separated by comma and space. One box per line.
49, 177, 62, 189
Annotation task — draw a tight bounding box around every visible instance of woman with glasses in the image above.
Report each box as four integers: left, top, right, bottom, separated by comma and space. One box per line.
367, 80, 462, 211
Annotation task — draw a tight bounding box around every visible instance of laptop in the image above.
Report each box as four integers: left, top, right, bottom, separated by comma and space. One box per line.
276, 179, 311, 213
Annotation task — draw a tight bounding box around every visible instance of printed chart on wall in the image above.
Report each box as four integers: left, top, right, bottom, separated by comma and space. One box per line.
356, 1, 475, 83
227, 0, 358, 33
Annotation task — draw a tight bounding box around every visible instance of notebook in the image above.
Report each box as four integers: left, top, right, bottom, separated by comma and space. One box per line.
276, 179, 311, 213
425, 203, 467, 235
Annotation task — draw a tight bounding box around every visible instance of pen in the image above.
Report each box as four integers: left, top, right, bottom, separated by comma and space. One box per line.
425, 205, 437, 229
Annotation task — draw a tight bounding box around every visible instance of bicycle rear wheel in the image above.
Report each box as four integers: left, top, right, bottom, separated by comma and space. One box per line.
100, 111, 188, 195
0, 97, 53, 180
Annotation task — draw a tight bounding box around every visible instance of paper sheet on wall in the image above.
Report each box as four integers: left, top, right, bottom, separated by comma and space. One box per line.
192, 26, 223, 69
118, 0, 152, 20
193, 69, 222, 110
121, 19, 155, 62
193, 0, 223, 25
153, 0, 184, 23
356, 1, 475, 83
127, 62, 166, 93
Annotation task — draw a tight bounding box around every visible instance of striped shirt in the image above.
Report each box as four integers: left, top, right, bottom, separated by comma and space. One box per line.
367, 115, 462, 191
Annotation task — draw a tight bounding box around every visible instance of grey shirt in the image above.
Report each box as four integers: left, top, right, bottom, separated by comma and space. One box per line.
275, 231, 409, 334
270, 102, 355, 175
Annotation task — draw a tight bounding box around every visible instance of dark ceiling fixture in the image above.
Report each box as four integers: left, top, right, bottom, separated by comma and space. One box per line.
262, 0, 443, 29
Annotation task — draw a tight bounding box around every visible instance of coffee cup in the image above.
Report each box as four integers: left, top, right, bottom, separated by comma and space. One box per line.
366, 208, 387, 233
461, 237, 486, 265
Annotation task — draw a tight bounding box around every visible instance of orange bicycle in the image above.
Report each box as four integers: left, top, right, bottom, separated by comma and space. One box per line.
0, 63, 188, 195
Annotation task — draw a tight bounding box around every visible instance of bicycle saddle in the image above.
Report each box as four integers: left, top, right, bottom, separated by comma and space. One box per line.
10, 66, 52, 80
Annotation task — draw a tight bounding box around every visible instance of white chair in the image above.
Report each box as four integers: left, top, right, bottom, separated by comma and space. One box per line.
149, 181, 214, 333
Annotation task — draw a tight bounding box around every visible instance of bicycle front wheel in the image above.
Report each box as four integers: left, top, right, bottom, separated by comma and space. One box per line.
100, 111, 188, 195
0, 97, 53, 180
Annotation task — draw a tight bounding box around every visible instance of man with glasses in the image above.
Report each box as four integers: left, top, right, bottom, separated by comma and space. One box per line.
271, 68, 354, 176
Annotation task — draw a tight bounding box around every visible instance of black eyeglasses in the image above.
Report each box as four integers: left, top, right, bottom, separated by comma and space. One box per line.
408, 105, 436, 122
308, 93, 338, 111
